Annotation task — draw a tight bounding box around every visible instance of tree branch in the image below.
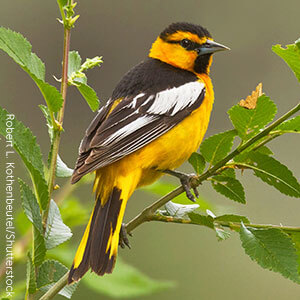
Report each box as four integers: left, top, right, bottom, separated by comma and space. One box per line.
39, 99, 300, 299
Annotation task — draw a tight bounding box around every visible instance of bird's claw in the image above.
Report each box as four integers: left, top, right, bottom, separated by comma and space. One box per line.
163, 169, 199, 203
119, 223, 131, 249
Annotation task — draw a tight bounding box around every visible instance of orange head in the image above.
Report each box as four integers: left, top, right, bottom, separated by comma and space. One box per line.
149, 22, 229, 75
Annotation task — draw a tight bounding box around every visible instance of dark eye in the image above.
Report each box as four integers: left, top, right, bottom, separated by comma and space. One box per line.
180, 39, 191, 48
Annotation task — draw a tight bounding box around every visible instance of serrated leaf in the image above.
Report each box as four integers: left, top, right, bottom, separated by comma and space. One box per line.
75, 82, 99, 111
188, 152, 206, 174
200, 130, 237, 165
211, 176, 246, 203
188, 212, 215, 229
228, 95, 277, 140
56, 155, 74, 177
272, 43, 300, 82
26, 253, 37, 294
33, 226, 46, 266
0, 27, 45, 79
275, 115, 300, 133
45, 200, 72, 249
37, 260, 78, 299
19, 179, 43, 233
239, 152, 300, 197
215, 214, 250, 224
240, 225, 300, 283
142, 180, 215, 212
83, 258, 173, 298
0, 27, 63, 112
0, 107, 49, 210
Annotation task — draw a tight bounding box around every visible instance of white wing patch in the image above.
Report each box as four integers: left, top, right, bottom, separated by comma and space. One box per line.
101, 115, 157, 146
145, 81, 205, 115
99, 81, 204, 148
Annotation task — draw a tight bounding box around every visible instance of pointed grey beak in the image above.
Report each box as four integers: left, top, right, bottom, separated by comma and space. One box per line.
197, 40, 230, 56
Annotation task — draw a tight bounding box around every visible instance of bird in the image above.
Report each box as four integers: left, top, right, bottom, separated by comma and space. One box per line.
68, 22, 229, 283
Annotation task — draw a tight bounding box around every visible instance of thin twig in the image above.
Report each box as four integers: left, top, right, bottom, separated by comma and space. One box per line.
39, 272, 69, 300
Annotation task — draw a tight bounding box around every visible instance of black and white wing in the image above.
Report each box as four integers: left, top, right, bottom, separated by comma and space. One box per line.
71, 79, 205, 183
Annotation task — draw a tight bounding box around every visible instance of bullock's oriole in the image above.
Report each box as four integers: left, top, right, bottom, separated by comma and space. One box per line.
68, 22, 229, 283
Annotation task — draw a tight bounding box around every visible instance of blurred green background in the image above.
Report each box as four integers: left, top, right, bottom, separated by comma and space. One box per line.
1, 0, 300, 299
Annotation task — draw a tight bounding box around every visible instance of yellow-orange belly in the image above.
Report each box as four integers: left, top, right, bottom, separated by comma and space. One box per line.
94, 75, 214, 196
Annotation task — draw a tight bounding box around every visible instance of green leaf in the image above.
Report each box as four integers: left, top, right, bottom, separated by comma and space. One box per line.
83, 258, 173, 298
37, 260, 78, 299
239, 152, 300, 197
19, 179, 43, 233
0, 107, 49, 210
142, 180, 215, 212
220, 168, 236, 178
26, 253, 37, 294
0, 27, 44, 79
68, 50, 82, 78
215, 227, 231, 241
36, 79, 63, 113
45, 200, 72, 249
188, 152, 206, 174
289, 232, 300, 274
0, 27, 63, 112
272, 43, 300, 82
80, 56, 103, 71
200, 130, 237, 165
240, 225, 300, 283
228, 95, 277, 140
211, 176, 246, 204
188, 212, 215, 229
215, 214, 250, 224
162, 201, 199, 218
275, 115, 300, 133
57, 0, 68, 8
39, 104, 53, 141
33, 226, 46, 266
56, 155, 74, 177
254, 145, 273, 156
75, 82, 99, 111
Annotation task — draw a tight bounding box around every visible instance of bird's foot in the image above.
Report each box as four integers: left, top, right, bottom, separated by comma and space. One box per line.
119, 223, 132, 249
163, 169, 199, 202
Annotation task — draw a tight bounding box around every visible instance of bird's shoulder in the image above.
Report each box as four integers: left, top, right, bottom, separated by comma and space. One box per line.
111, 57, 199, 100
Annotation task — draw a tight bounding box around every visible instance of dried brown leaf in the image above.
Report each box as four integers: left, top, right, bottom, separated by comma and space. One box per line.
239, 83, 263, 109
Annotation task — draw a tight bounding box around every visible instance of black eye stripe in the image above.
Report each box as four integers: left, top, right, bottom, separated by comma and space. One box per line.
167, 39, 200, 51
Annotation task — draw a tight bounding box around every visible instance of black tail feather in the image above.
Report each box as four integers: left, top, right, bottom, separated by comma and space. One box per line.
68, 187, 122, 283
